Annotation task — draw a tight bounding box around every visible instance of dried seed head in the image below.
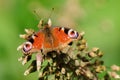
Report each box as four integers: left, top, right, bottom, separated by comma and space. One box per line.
108, 71, 120, 79
61, 68, 66, 74
94, 60, 104, 66
18, 57, 22, 62
75, 60, 80, 66
92, 48, 99, 53
75, 69, 81, 75
88, 51, 97, 58
77, 32, 84, 40
49, 67, 53, 73
21, 56, 28, 65
55, 71, 60, 77
19, 34, 28, 39
39, 71, 43, 78
17, 44, 24, 51
78, 45, 86, 51
85, 70, 94, 79
24, 70, 30, 76
81, 39, 86, 45
80, 31, 85, 36
80, 61, 87, 67
25, 29, 34, 34
111, 65, 120, 71
95, 65, 106, 73
17, 24, 110, 80
24, 60, 36, 76
67, 73, 71, 79
53, 62, 56, 66
18, 55, 31, 65
97, 51, 103, 57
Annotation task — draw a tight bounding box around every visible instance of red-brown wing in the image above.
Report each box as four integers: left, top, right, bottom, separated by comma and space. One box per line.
32, 31, 44, 49
52, 27, 72, 47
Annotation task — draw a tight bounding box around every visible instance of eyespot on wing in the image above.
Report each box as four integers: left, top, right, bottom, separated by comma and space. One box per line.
22, 42, 32, 53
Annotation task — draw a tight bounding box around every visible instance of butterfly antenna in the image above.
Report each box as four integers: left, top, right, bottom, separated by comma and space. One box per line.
35, 8, 54, 28
46, 8, 54, 27
33, 9, 41, 19
33, 9, 44, 28
48, 8, 54, 19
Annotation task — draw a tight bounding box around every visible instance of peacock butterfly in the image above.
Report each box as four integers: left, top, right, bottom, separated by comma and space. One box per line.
17, 19, 80, 71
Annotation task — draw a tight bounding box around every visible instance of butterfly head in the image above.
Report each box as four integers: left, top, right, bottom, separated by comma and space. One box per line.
38, 18, 52, 29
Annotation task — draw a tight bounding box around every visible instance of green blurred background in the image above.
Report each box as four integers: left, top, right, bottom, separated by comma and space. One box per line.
0, 0, 120, 80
